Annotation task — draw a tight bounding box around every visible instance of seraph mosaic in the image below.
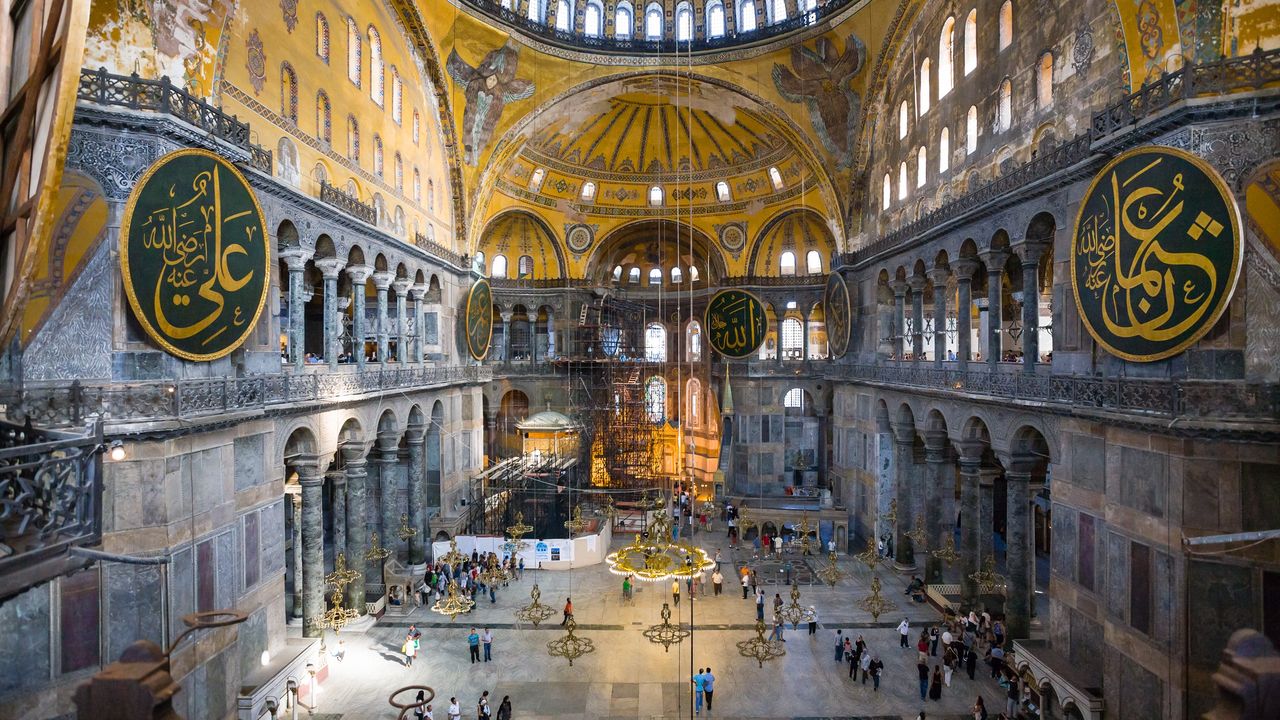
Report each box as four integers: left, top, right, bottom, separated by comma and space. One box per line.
447, 40, 534, 166
772, 34, 866, 168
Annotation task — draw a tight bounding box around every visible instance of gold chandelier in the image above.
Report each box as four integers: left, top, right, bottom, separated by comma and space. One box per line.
857, 575, 897, 622
437, 538, 469, 568
479, 554, 509, 588
431, 580, 475, 620
737, 619, 786, 667
514, 583, 557, 627
605, 514, 713, 582
642, 602, 690, 652
816, 550, 846, 586
777, 582, 816, 627
931, 534, 960, 565
970, 554, 1006, 594
397, 513, 418, 545
547, 617, 595, 666
563, 505, 590, 536
794, 512, 816, 555
905, 512, 928, 552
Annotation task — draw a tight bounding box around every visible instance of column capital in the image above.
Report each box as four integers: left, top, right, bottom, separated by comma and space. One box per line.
280, 247, 313, 272
326, 469, 347, 486
340, 442, 370, 466
922, 428, 950, 454
392, 278, 414, 295
890, 421, 916, 446
405, 423, 427, 443
951, 258, 980, 281
409, 283, 428, 301
346, 263, 374, 284
999, 451, 1041, 477
1014, 240, 1050, 265
953, 439, 987, 465
888, 279, 909, 298
337, 296, 352, 311
500, 311, 514, 323
372, 270, 396, 290
926, 267, 951, 288
979, 248, 1010, 271
291, 458, 324, 484
376, 429, 401, 454
315, 257, 346, 279
907, 274, 928, 294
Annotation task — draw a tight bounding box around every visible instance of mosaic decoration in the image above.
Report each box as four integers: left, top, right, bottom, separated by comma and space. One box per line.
464, 278, 494, 361
279, 0, 298, 32
119, 149, 269, 361
824, 271, 852, 358
1072, 27, 1095, 73
566, 224, 593, 254
1071, 146, 1242, 362
245, 29, 266, 94
772, 34, 866, 168
447, 40, 534, 165
717, 222, 746, 255
704, 289, 767, 358
1245, 159, 1280, 274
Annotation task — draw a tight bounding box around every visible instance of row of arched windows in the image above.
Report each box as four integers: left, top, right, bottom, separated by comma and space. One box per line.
611, 264, 702, 284
489, 254, 536, 279
641, 376, 705, 425
530, 0, 818, 40
779, 250, 824, 276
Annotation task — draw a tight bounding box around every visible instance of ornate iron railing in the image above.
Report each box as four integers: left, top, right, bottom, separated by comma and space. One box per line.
462, 0, 849, 55
0, 421, 102, 598
490, 277, 597, 289
78, 67, 251, 148
413, 232, 465, 267
720, 275, 826, 288
11, 366, 489, 429
248, 144, 273, 175
320, 180, 377, 225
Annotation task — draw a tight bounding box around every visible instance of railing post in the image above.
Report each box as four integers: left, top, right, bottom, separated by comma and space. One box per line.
69, 380, 83, 426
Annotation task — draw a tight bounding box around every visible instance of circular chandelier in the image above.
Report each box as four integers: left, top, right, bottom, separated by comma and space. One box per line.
605, 514, 713, 582
737, 619, 786, 667
431, 580, 475, 620
777, 583, 816, 627
547, 617, 595, 666
816, 550, 846, 586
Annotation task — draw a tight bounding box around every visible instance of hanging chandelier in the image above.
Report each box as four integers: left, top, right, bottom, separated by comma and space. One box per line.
970, 554, 1006, 594
563, 505, 589, 536
931, 534, 960, 565
857, 575, 897, 622
431, 580, 475, 620
642, 602, 690, 652
437, 538, 468, 568
397, 513, 418, 545
776, 583, 816, 627
605, 514, 713, 582
816, 550, 846, 586
905, 512, 928, 552
479, 554, 509, 588
737, 619, 786, 667
546, 617, 595, 666
514, 583, 556, 627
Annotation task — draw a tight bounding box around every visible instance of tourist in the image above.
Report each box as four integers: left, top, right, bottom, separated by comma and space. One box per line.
1005, 675, 1021, 716
917, 657, 930, 700
943, 644, 957, 687
756, 589, 765, 620
972, 695, 987, 720
482, 627, 493, 662
622, 574, 633, 602
834, 630, 844, 662
859, 650, 872, 684
562, 597, 573, 624
930, 625, 940, 655
988, 643, 1005, 678
477, 691, 491, 720
993, 619, 1005, 647
741, 571, 751, 599
467, 627, 481, 663
691, 668, 706, 715
869, 654, 883, 691
773, 592, 783, 617
808, 606, 818, 635
447, 697, 461, 720
966, 641, 978, 680
930, 665, 943, 700
711, 569, 723, 595
905, 575, 924, 596
672, 578, 681, 606
703, 667, 715, 711
770, 612, 786, 642
413, 690, 429, 720
402, 630, 418, 667
773, 534, 782, 556
495, 696, 512, 720
714, 549, 722, 571
898, 617, 911, 648
761, 532, 770, 556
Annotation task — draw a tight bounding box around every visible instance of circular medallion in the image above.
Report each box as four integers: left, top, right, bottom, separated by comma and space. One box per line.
464, 278, 494, 361
704, 289, 768, 358
566, 225, 592, 254
824, 271, 852, 358
720, 224, 745, 253
119, 148, 270, 361
1070, 146, 1242, 362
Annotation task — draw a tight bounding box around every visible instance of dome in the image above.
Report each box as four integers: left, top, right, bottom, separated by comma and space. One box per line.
517, 409, 581, 431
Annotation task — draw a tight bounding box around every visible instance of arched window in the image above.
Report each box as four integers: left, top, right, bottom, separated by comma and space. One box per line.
706, 0, 726, 37
938, 17, 955, 98
518, 255, 534, 277
671, 266, 683, 283
784, 387, 806, 410
898, 100, 909, 139
917, 146, 927, 187
768, 0, 786, 24
413, 169, 421, 202
715, 181, 731, 202
966, 105, 978, 154
737, 0, 752, 32
475, 251, 485, 273
529, 168, 546, 191
689, 265, 700, 282
919, 58, 931, 114
998, 77, 1012, 131
648, 185, 663, 206
999, 1, 1013, 50
687, 378, 701, 426
316, 13, 330, 62
882, 173, 891, 209
769, 166, 784, 190
347, 115, 359, 161
585, 0, 603, 36
413, 111, 420, 144
394, 153, 403, 191
1038, 52, 1053, 109
528, 0, 546, 23
612, 265, 623, 282
346, 18, 361, 86
964, 9, 978, 74
645, 377, 666, 422
686, 320, 702, 361
780, 250, 797, 276
781, 318, 804, 358
580, 181, 597, 201
368, 26, 383, 105
491, 254, 508, 278
391, 68, 403, 123
428, 179, 435, 210
648, 267, 663, 285
372, 135, 384, 177
394, 206, 405, 235
615, 2, 633, 38
676, 2, 693, 41
316, 90, 331, 142
645, 3, 663, 39
939, 127, 950, 173
629, 267, 641, 283
898, 161, 908, 200
645, 323, 667, 361
555, 0, 571, 31
806, 250, 822, 275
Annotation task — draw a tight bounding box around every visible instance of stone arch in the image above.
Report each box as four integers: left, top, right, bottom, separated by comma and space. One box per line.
476, 209, 568, 279
277, 219, 301, 248
747, 207, 837, 276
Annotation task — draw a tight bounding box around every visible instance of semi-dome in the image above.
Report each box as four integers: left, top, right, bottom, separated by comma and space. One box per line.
516, 409, 582, 431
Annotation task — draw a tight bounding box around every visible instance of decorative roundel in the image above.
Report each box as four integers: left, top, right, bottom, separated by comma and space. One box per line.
720, 224, 746, 253
824, 271, 852, 359
704, 289, 768, 358
464, 279, 494, 361
1070, 145, 1242, 362
566, 225, 592, 254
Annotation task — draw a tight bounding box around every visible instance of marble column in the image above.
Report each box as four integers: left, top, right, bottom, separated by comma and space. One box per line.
341, 443, 368, 614
410, 284, 427, 364
889, 280, 908, 360
317, 258, 346, 369
1003, 455, 1036, 639
280, 248, 312, 369
952, 259, 979, 371
909, 275, 926, 362
501, 311, 513, 362
328, 470, 347, 565
295, 461, 324, 637
981, 250, 1008, 367
922, 430, 949, 584
290, 490, 303, 619
955, 443, 984, 608
546, 309, 556, 358
802, 312, 811, 361
928, 268, 950, 368
372, 271, 395, 363
891, 421, 917, 569
346, 265, 372, 369
406, 422, 427, 564
393, 278, 412, 364
1016, 243, 1047, 371
978, 467, 999, 572
375, 430, 400, 564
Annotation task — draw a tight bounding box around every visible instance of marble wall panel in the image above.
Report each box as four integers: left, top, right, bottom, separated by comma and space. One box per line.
1105, 530, 1129, 620
1051, 503, 1077, 580
236, 608, 268, 680
216, 530, 236, 610
233, 434, 266, 492
0, 585, 51, 697
1117, 446, 1166, 517
60, 568, 101, 674
105, 562, 164, 661
169, 546, 195, 645
1067, 433, 1105, 492
244, 510, 261, 589
261, 500, 287, 578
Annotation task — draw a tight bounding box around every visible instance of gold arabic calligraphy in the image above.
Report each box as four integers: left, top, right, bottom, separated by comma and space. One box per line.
707, 291, 765, 356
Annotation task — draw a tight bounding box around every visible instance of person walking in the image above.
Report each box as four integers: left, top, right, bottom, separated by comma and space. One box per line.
714, 549, 722, 570
943, 644, 957, 687
477, 691, 492, 720
930, 625, 940, 656
447, 697, 461, 720
672, 579, 681, 606
712, 569, 723, 596
972, 695, 987, 720
495, 696, 512, 720
859, 650, 872, 685
869, 654, 883, 691
402, 631, 419, 667
965, 642, 978, 680
691, 668, 706, 715
1005, 675, 1021, 716
898, 617, 911, 648
622, 574, 632, 603
917, 657, 930, 700
562, 597, 573, 625
770, 612, 786, 642
482, 627, 493, 662
930, 665, 943, 701
756, 588, 765, 621
773, 534, 782, 556
467, 627, 481, 664
773, 593, 783, 618
703, 667, 715, 711
741, 571, 750, 599
834, 630, 844, 662
413, 690, 430, 720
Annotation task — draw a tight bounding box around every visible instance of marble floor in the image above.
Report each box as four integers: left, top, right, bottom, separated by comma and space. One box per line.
299, 535, 1008, 719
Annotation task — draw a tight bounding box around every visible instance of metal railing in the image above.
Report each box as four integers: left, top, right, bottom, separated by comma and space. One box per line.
10, 366, 489, 429
78, 67, 253, 151
413, 232, 465, 267
0, 421, 102, 599
462, 0, 850, 55
320, 180, 377, 225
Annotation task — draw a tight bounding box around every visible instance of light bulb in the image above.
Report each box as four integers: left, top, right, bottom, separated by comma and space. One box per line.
260, 650, 270, 666
109, 441, 125, 461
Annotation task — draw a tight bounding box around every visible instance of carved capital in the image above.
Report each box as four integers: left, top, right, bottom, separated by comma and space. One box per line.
280, 247, 312, 272
951, 258, 980, 281
315, 257, 346, 279
346, 264, 374, 284
372, 271, 396, 290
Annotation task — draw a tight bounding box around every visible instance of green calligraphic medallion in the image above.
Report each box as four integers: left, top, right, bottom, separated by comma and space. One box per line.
1071, 146, 1242, 362
464, 278, 494, 361
120, 149, 270, 361
704, 289, 768, 358
824, 272, 852, 359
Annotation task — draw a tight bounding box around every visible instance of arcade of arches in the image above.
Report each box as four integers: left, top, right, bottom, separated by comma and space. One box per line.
0, 0, 1278, 719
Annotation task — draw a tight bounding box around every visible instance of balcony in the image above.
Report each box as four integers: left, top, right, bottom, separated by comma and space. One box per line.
319, 180, 377, 226
1011, 638, 1104, 720
0, 421, 103, 600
